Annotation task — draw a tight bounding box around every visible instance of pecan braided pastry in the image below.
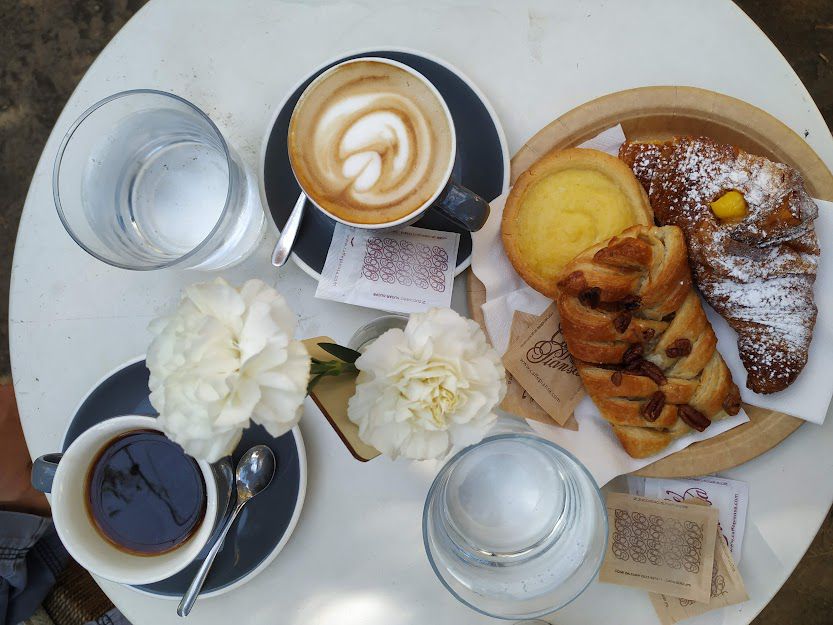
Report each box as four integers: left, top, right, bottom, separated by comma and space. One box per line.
556, 225, 741, 458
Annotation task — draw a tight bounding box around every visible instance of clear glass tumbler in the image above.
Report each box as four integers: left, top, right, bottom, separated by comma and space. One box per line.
53, 90, 264, 271
423, 428, 607, 620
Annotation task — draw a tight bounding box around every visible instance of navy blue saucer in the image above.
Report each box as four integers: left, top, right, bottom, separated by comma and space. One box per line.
262, 49, 507, 277
63, 360, 303, 597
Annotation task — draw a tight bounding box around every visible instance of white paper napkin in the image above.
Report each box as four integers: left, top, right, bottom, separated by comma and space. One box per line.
524, 404, 748, 486
473, 125, 833, 424
316, 224, 459, 314
473, 126, 741, 485
471, 124, 833, 483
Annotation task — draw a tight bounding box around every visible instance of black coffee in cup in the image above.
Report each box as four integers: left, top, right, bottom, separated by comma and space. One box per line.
85, 429, 206, 555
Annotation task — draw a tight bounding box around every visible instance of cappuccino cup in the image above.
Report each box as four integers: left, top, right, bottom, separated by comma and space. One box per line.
31, 416, 219, 585
288, 57, 490, 231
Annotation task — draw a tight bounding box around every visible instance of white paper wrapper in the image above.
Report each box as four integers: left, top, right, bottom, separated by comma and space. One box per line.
630, 475, 749, 564
316, 224, 459, 314
472, 124, 833, 456
469, 126, 753, 484
525, 405, 747, 487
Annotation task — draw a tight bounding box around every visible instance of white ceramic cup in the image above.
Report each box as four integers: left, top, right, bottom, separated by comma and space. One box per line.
288, 57, 490, 232
32, 415, 218, 585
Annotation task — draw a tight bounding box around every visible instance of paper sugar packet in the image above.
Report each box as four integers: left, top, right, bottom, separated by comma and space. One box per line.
500, 311, 579, 430
502, 304, 585, 426
640, 475, 749, 563
649, 524, 748, 625
316, 224, 459, 314
600, 493, 719, 603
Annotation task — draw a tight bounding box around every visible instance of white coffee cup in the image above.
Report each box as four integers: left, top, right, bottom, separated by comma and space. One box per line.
32, 415, 218, 585
287, 57, 490, 232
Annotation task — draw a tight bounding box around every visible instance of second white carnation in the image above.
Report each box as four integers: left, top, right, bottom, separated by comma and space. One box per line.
347, 307, 506, 460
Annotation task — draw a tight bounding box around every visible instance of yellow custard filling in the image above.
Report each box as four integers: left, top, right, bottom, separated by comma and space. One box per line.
517, 168, 640, 278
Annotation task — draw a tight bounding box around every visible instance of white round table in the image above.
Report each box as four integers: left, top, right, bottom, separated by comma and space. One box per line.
11, 1, 833, 624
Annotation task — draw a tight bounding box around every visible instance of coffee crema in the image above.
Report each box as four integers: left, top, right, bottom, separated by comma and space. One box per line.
289, 59, 454, 225
85, 430, 206, 556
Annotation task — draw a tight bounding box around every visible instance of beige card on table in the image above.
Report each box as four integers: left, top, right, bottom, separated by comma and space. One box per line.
649, 527, 748, 625
304, 337, 380, 462
501, 311, 578, 430
600, 493, 719, 603
502, 304, 584, 426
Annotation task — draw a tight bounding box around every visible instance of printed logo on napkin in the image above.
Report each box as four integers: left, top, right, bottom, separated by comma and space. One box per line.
649, 525, 748, 625
599, 493, 719, 603
315, 224, 459, 314
502, 304, 584, 425
501, 311, 579, 430
642, 476, 749, 563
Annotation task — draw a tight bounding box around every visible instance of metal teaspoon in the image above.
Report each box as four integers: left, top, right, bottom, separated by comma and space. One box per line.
177, 445, 276, 617
271, 191, 306, 267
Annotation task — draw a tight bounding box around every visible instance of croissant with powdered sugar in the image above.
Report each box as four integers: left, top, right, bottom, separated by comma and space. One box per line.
620, 136, 819, 394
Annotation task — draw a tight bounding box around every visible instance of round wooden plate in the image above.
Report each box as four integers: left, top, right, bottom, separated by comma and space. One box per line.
468, 86, 833, 478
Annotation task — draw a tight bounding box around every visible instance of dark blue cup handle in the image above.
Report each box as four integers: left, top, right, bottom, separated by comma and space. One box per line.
32, 453, 63, 494
431, 181, 490, 232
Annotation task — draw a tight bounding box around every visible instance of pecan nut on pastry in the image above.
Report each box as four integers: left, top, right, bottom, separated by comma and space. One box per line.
556, 225, 741, 459
620, 136, 819, 394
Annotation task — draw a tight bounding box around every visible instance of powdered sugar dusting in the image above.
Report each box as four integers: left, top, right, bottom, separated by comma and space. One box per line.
621, 137, 819, 393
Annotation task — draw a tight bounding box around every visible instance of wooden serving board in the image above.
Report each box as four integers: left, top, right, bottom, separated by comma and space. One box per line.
468, 86, 833, 478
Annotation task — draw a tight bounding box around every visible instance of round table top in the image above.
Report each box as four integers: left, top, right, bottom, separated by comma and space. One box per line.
11, 1, 833, 624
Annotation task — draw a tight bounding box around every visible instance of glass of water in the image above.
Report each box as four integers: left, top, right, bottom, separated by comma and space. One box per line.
423, 426, 607, 620
53, 90, 264, 271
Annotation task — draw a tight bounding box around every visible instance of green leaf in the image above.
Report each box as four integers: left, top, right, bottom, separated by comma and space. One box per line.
318, 342, 362, 364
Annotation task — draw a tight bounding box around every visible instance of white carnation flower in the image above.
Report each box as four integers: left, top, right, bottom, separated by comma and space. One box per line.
147, 278, 311, 462
347, 307, 506, 460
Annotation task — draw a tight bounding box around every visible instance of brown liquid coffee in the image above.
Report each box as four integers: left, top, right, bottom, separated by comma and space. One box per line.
85, 430, 206, 556
288, 59, 454, 225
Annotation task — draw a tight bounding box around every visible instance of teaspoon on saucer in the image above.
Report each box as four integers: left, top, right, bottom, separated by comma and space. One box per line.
178, 446, 276, 617
271, 192, 306, 267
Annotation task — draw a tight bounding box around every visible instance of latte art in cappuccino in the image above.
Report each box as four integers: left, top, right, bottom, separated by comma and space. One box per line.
289, 60, 454, 225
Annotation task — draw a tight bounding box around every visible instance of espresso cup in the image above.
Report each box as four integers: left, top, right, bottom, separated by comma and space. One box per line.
287, 57, 490, 232
31, 415, 219, 585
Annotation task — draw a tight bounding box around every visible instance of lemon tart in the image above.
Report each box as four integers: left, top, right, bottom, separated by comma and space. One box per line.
502, 148, 653, 297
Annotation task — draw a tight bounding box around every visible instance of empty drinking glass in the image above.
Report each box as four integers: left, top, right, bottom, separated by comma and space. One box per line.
53, 90, 264, 271
423, 426, 607, 619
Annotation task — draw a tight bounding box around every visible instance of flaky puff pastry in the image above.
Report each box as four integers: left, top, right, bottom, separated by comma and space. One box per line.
556, 225, 741, 458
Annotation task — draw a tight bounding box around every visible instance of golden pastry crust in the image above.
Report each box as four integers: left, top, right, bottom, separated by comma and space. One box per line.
502, 148, 653, 298
556, 225, 741, 459
620, 136, 819, 394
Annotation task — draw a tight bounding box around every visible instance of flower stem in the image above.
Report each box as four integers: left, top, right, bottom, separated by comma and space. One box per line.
307, 358, 358, 393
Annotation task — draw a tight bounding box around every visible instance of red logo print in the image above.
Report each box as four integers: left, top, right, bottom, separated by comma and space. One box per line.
361, 238, 448, 292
